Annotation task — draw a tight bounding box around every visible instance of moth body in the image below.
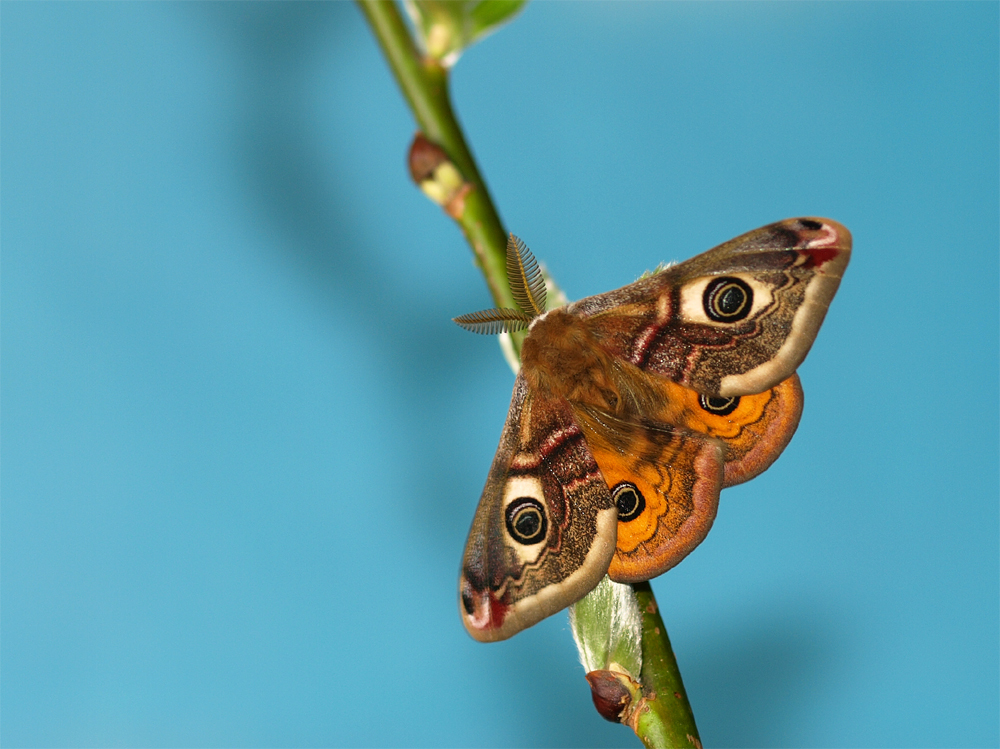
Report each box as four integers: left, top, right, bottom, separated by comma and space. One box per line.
456, 218, 851, 641
522, 310, 624, 414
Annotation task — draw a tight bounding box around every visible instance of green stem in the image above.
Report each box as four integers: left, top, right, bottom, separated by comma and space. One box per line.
356, 0, 517, 329
632, 583, 701, 749
357, 4, 700, 746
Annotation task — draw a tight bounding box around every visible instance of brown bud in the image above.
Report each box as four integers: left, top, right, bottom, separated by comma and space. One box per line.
407, 133, 468, 214
407, 133, 448, 184
585, 670, 635, 723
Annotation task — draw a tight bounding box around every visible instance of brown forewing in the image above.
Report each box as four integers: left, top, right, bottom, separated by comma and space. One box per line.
459, 374, 616, 642
570, 218, 851, 397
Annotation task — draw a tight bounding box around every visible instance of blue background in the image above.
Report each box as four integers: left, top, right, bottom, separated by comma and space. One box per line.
3, 3, 997, 747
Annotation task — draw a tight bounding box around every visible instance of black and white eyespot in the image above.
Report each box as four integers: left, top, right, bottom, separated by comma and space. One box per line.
698, 394, 741, 416
504, 497, 548, 545
612, 482, 645, 523
703, 277, 754, 323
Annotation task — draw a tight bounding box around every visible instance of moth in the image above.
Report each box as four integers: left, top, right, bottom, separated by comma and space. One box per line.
455, 218, 850, 642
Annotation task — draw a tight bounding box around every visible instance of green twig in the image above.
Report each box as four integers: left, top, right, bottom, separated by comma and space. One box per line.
356, 0, 518, 343
632, 583, 701, 749
357, 3, 700, 746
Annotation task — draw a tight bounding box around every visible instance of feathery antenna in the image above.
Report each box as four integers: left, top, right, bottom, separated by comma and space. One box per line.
453, 308, 533, 335
453, 233, 547, 337
506, 234, 547, 316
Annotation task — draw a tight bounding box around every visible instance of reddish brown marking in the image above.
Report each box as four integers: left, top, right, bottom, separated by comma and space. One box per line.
631, 324, 661, 367
538, 424, 582, 458
444, 182, 473, 221
488, 596, 508, 628
799, 247, 840, 268
562, 474, 604, 494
